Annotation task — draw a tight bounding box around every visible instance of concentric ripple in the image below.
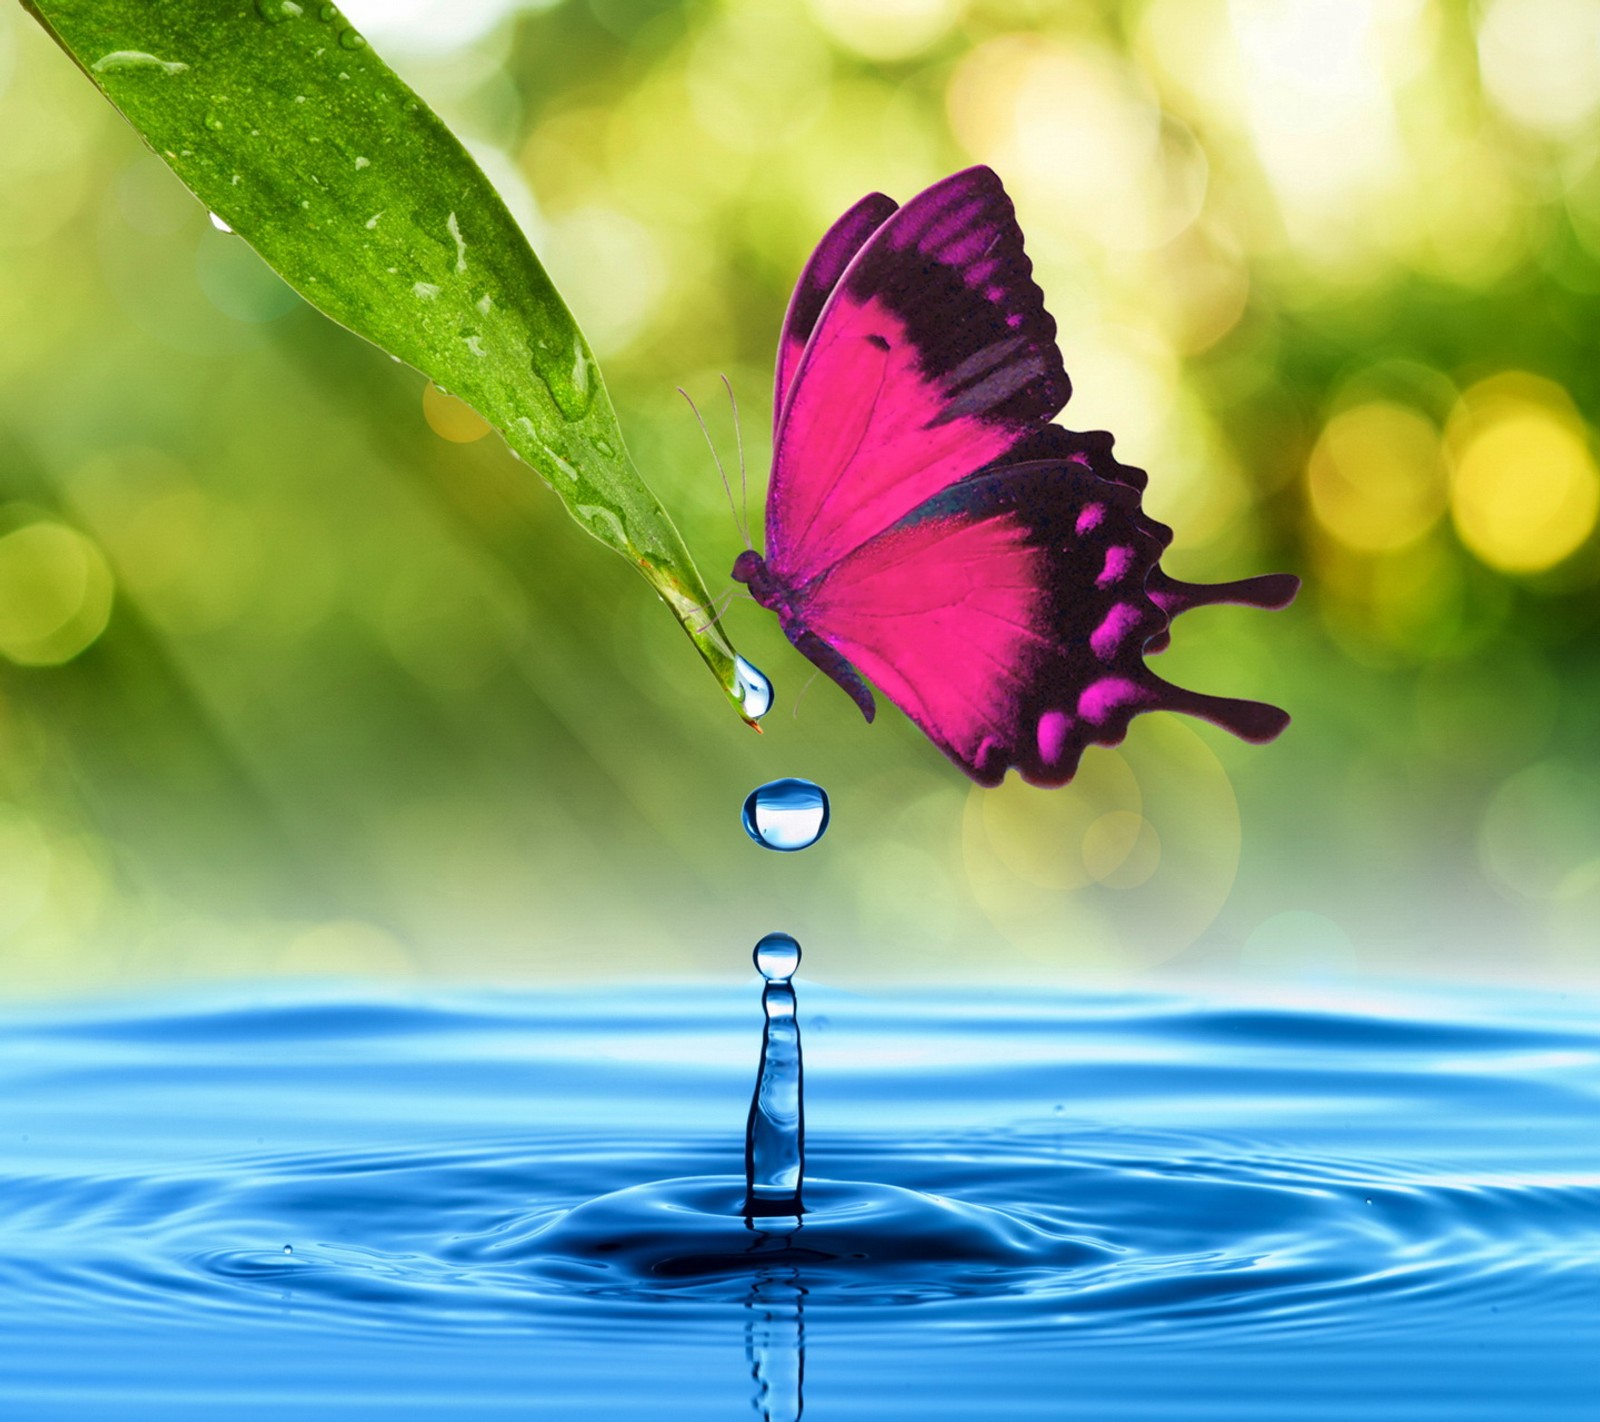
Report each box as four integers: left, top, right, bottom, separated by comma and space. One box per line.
2, 983, 1598, 1365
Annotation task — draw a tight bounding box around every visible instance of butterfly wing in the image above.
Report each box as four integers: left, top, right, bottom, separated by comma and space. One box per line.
766, 166, 1070, 583
795, 440, 1294, 787
774, 191, 899, 423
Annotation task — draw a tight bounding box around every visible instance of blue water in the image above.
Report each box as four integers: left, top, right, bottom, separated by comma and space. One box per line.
2, 980, 1598, 1419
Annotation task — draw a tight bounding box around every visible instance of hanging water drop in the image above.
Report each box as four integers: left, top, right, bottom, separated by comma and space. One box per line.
754, 931, 800, 982
734, 656, 773, 721
742, 778, 828, 852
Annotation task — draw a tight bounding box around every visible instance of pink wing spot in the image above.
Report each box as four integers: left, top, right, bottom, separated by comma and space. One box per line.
1078, 676, 1147, 726
1075, 503, 1105, 535
1089, 602, 1143, 661
985, 284, 1008, 304
974, 736, 1006, 778
1005, 312, 1024, 329
1036, 710, 1073, 765
1096, 545, 1136, 588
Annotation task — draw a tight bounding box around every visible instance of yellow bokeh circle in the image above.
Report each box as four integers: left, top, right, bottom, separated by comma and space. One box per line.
1447, 374, 1600, 573
1307, 401, 1446, 552
422, 382, 492, 443
0, 521, 115, 666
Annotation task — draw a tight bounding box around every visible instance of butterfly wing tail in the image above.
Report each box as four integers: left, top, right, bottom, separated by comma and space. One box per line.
1150, 569, 1301, 615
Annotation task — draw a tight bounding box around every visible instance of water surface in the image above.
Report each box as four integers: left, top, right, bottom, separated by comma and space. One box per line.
2, 980, 1597, 1418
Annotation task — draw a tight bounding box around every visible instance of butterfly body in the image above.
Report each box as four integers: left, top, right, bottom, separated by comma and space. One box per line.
738, 167, 1298, 787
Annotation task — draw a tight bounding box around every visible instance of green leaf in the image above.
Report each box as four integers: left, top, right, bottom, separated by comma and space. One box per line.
21, 0, 766, 725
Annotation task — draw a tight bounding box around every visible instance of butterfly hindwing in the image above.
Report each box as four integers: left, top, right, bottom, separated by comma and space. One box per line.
796, 439, 1292, 786
768, 167, 1071, 582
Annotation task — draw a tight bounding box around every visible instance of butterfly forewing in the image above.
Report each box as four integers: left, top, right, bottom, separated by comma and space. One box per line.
774, 191, 898, 424
767, 166, 1070, 584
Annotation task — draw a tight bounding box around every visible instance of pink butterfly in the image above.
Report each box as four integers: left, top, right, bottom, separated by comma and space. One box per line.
733, 166, 1298, 787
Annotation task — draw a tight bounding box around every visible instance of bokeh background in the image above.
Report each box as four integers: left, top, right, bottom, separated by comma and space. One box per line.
3, 0, 1599, 998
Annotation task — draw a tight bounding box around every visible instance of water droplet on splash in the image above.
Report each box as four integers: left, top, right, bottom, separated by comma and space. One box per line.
733, 656, 772, 721
753, 932, 801, 982
282, 1244, 293, 1255
742, 778, 829, 852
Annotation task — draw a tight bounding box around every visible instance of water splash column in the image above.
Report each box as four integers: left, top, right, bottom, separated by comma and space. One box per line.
746, 932, 805, 1217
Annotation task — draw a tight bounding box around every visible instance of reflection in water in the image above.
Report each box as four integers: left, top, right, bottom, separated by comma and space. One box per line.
744, 1251, 805, 1422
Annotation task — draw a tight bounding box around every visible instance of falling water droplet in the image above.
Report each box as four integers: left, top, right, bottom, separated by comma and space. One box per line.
742, 778, 829, 852
734, 656, 772, 721
282, 1244, 293, 1255
209, 212, 234, 234
754, 932, 801, 982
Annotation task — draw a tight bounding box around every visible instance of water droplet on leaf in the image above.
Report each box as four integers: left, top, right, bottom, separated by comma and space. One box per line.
339, 28, 366, 50
91, 51, 190, 75
734, 656, 772, 721
742, 778, 829, 852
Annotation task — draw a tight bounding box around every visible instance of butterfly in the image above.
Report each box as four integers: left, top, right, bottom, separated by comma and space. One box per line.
732, 166, 1298, 787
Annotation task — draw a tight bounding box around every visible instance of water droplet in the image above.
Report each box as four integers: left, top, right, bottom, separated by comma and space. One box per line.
282, 1244, 293, 1255
594, 437, 616, 459
412, 282, 440, 300
204, 110, 225, 132
742, 778, 829, 852
91, 51, 190, 75
255, 0, 303, 19
447, 212, 467, 272
535, 340, 597, 421
318, 3, 338, 20
354, 155, 370, 170
338, 27, 366, 49
209, 212, 234, 234
734, 656, 773, 721
753, 932, 800, 982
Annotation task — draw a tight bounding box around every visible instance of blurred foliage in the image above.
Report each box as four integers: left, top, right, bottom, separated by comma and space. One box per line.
3, 0, 1600, 997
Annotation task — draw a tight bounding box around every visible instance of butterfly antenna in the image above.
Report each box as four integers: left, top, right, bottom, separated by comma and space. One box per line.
792, 667, 823, 719
677, 386, 743, 546
721, 372, 752, 549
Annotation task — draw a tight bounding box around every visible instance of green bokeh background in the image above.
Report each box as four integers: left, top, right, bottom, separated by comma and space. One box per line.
3, 0, 1599, 997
